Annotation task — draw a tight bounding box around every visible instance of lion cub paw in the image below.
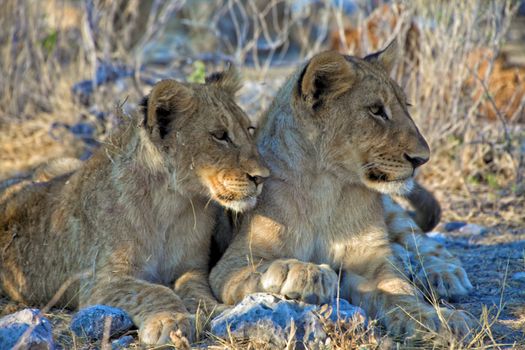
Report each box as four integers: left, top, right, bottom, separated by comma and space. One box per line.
385, 304, 438, 338
393, 242, 473, 301
416, 256, 473, 301
260, 259, 338, 304
139, 312, 194, 347
385, 304, 473, 339
438, 307, 475, 338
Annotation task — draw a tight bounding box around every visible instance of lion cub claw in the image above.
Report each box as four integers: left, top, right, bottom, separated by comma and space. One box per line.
139, 312, 194, 347
260, 259, 338, 305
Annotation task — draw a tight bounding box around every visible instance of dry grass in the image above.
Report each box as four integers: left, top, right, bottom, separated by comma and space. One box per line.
329, 0, 524, 228
405, 2, 524, 228
0, 0, 524, 349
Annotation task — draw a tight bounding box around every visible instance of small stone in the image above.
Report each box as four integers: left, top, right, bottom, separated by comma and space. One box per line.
70, 122, 95, 139
426, 231, 448, 244
511, 272, 525, 282
70, 305, 134, 341
0, 308, 54, 349
210, 293, 365, 348
458, 223, 488, 236
71, 60, 133, 105
444, 221, 467, 232
325, 298, 366, 324
111, 335, 135, 349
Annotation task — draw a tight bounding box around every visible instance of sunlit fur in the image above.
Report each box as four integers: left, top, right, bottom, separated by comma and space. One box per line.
211, 42, 473, 340
0, 69, 268, 346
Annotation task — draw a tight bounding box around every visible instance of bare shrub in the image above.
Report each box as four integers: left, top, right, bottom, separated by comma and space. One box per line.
330, 1, 523, 225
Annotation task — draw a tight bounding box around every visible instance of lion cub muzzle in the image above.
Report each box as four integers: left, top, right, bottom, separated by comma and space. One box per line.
200, 162, 269, 213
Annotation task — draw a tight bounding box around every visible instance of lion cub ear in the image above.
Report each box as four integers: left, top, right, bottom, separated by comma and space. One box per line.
205, 65, 242, 95
298, 51, 355, 110
142, 79, 195, 139
364, 39, 399, 74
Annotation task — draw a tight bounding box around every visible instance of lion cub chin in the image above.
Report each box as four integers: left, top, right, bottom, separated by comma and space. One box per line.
0, 68, 268, 346
210, 41, 474, 342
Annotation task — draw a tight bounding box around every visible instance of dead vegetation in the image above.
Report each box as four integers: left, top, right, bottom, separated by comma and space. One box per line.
0, 0, 524, 349
330, 1, 524, 228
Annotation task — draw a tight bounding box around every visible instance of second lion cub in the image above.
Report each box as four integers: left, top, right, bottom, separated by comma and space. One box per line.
0, 68, 268, 346
210, 42, 473, 339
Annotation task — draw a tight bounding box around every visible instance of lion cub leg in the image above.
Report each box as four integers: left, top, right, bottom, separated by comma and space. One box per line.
340, 242, 473, 339
210, 216, 339, 305
383, 196, 473, 300
82, 276, 192, 347
175, 269, 228, 317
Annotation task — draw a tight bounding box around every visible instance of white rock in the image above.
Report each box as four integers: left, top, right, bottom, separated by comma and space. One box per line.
0, 309, 54, 349
511, 272, 525, 282
210, 293, 365, 348
458, 224, 488, 236
426, 231, 448, 244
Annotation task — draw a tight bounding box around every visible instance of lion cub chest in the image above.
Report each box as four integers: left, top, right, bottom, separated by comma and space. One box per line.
138, 202, 215, 285
286, 183, 383, 266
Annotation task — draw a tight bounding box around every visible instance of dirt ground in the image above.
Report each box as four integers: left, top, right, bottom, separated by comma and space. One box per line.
444, 225, 525, 346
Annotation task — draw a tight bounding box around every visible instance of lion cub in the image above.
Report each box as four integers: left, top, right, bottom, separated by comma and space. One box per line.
0, 68, 268, 346
210, 42, 473, 340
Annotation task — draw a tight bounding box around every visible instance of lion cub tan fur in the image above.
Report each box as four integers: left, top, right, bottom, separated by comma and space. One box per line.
0, 69, 268, 346
210, 42, 473, 339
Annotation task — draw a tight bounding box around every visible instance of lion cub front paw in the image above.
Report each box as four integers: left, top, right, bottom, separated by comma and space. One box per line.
416, 255, 473, 301
139, 312, 194, 347
393, 242, 473, 301
260, 259, 338, 304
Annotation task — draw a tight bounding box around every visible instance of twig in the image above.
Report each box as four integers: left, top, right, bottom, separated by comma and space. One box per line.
466, 65, 512, 153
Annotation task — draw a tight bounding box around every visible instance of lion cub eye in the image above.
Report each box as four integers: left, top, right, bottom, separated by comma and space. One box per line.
211, 130, 231, 144
248, 126, 256, 136
369, 105, 389, 121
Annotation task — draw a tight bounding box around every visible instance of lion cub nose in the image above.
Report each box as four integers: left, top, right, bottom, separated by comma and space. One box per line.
404, 153, 429, 169
247, 167, 270, 185
248, 175, 265, 185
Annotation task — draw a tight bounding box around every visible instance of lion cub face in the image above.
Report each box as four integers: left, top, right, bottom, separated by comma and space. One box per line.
294, 41, 429, 195
142, 69, 269, 212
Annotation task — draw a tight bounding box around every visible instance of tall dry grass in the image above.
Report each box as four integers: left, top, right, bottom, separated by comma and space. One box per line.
401, 1, 524, 227
0, 0, 185, 179
0, 0, 183, 122
1, 1, 522, 202
330, 0, 524, 226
